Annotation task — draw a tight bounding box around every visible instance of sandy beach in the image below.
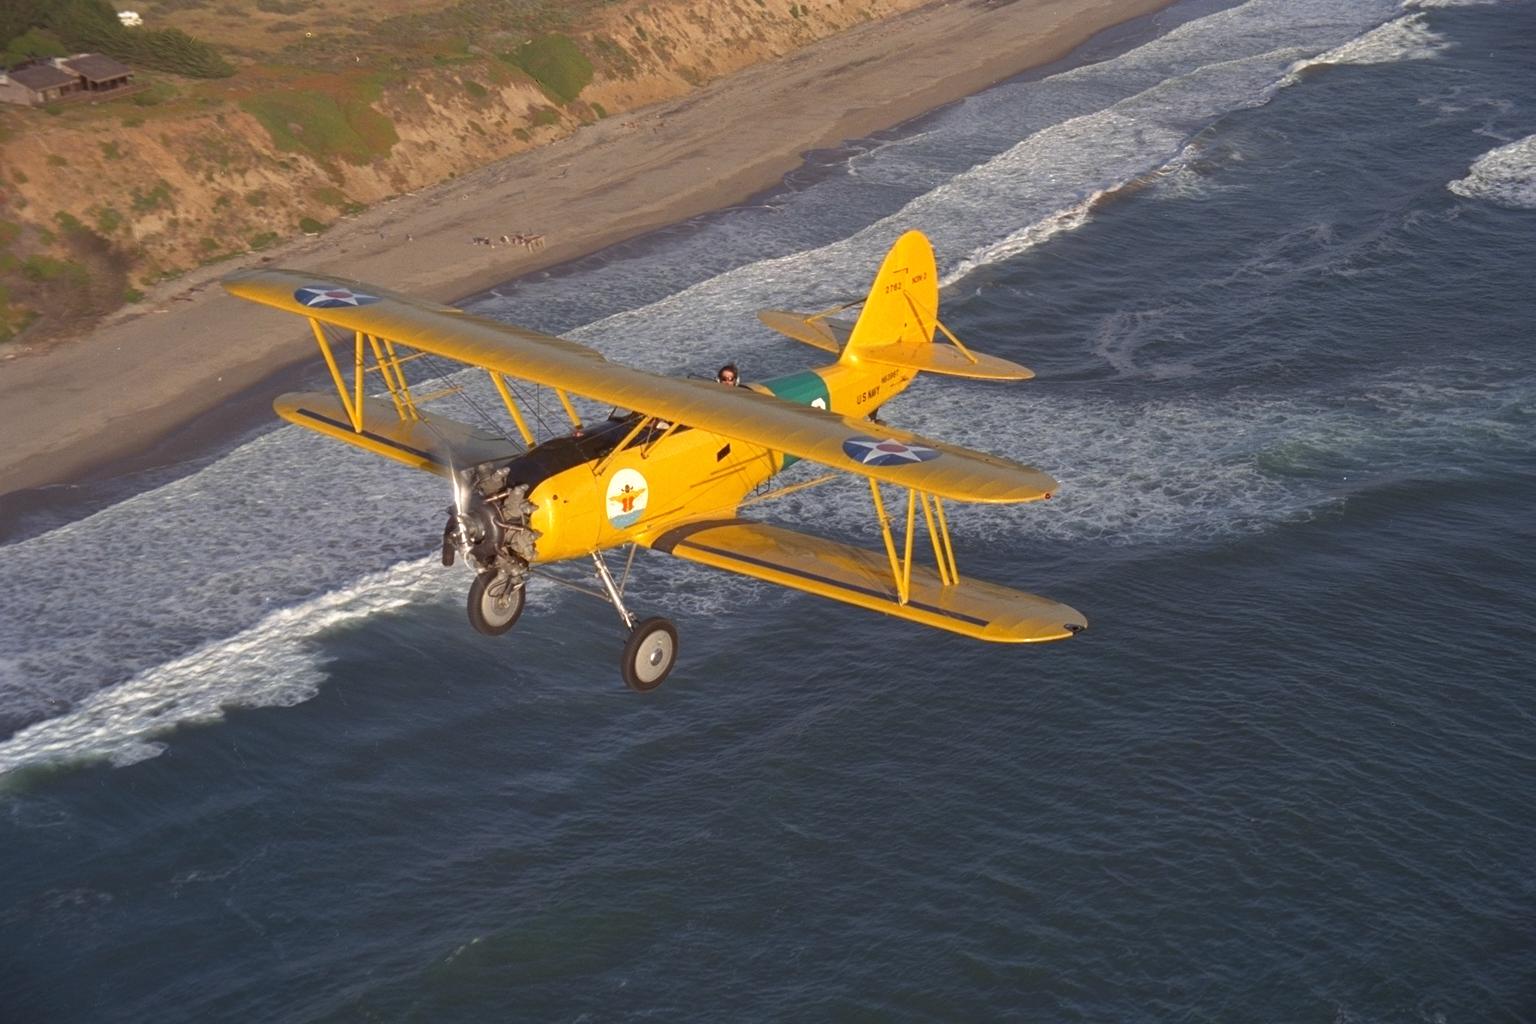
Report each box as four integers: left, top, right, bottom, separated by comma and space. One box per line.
0, 0, 1170, 509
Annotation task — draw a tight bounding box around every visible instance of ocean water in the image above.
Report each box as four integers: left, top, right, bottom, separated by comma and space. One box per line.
4, 0, 1535, 1018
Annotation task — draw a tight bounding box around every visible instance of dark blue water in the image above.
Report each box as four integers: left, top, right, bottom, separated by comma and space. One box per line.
5, 0, 1536, 1019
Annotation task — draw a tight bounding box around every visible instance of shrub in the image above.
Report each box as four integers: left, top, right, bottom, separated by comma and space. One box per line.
93, 206, 123, 233
3, 27, 68, 65
0, 306, 40, 345
298, 216, 325, 234
589, 35, 637, 78
22, 254, 88, 284
130, 180, 173, 213
132, 83, 176, 107
41, 0, 233, 78
502, 34, 592, 104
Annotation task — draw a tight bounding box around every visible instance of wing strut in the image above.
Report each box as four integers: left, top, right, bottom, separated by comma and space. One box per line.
554, 389, 583, 432
487, 370, 536, 447
309, 318, 363, 431
867, 480, 965, 606
308, 318, 444, 432
370, 334, 413, 421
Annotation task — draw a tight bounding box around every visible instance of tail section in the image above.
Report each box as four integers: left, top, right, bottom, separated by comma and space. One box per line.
842, 230, 1033, 381
756, 231, 1034, 382
841, 229, 941, 362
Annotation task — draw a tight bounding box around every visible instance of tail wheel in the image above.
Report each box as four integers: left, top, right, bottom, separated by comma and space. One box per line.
621, 617, 678, 692
468, 572, 525, 636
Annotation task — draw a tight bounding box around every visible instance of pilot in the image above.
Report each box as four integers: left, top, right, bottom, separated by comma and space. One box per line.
717, 363, 740, 386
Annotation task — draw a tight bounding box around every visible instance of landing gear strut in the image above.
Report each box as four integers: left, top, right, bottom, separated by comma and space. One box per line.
592, 550, 678, 692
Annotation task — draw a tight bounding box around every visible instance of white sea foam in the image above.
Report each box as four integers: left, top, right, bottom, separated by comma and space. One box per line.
1403, 0, 1506, 8
0, 424, 448, 727
5, 355, 1526, 778
1283, 13, 1449, 83
476, 0, 1411, 362
1447, 134, 1536, 209
0, 557, 451, 777
756, 359, 1536, 561
1, 0, 1435, 772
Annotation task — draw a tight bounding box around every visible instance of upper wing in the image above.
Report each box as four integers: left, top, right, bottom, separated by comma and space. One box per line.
223, 268, 1057, 504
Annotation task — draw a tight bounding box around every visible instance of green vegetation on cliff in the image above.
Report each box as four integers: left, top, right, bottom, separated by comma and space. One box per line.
240, 81, 399, 166
503, 34, 593, 103
2, 0, 233, 78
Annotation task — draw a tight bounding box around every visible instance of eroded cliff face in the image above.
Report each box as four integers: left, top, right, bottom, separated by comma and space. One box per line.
0, 0, 923, 339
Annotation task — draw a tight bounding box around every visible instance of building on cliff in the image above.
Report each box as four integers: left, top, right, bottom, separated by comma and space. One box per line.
0, 55, 134, 107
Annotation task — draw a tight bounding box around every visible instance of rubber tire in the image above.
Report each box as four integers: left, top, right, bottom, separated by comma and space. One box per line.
467, 572, 525, 636
621, 617, 678, 692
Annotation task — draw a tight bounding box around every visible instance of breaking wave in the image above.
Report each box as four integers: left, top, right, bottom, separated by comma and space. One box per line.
1, 0, 1455, 774
1448, 134, 1536, 209
1283, 13, 1450, 83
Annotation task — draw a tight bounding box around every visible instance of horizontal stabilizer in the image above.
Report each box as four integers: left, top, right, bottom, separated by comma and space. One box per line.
755, 309, 853, 353
274, 392, 523, 476
857, 342, 1034, 381
647, 518, 1085, 643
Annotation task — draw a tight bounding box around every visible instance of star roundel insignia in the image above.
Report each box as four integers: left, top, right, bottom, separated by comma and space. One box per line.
841, 435, 941, 467
294, 286, 381, 308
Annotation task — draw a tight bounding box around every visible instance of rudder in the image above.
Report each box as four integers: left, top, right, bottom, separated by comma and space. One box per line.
839, 231, 1033, 381
840, 230, 939, 361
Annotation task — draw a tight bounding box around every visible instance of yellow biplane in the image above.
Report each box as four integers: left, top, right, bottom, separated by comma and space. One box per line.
221, 230, 1085, 690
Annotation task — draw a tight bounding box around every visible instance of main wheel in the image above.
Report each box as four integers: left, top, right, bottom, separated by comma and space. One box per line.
621, 617, 678, 692
467, 572, 525, 636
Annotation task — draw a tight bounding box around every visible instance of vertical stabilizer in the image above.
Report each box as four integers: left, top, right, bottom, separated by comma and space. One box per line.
839, 231, 1034, 381
841, 230, 939, 362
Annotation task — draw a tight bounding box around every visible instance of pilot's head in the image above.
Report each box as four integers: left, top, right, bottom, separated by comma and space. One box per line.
717, 364, 739, 386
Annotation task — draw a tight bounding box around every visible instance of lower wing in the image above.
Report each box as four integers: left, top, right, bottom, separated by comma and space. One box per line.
274, 391, 523, 476
645, 519, 1085, 643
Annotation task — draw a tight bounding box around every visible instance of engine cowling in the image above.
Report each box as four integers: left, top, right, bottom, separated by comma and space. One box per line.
450, 465, 540, 577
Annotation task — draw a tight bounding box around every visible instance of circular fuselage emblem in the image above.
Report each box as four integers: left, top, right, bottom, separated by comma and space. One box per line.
606, 468, 649, 528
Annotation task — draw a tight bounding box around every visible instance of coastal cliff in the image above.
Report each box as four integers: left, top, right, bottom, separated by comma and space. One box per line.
0, 0, 927, 342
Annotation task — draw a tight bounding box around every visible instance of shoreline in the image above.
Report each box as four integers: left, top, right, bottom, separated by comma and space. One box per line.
0, 0, 1174, 520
